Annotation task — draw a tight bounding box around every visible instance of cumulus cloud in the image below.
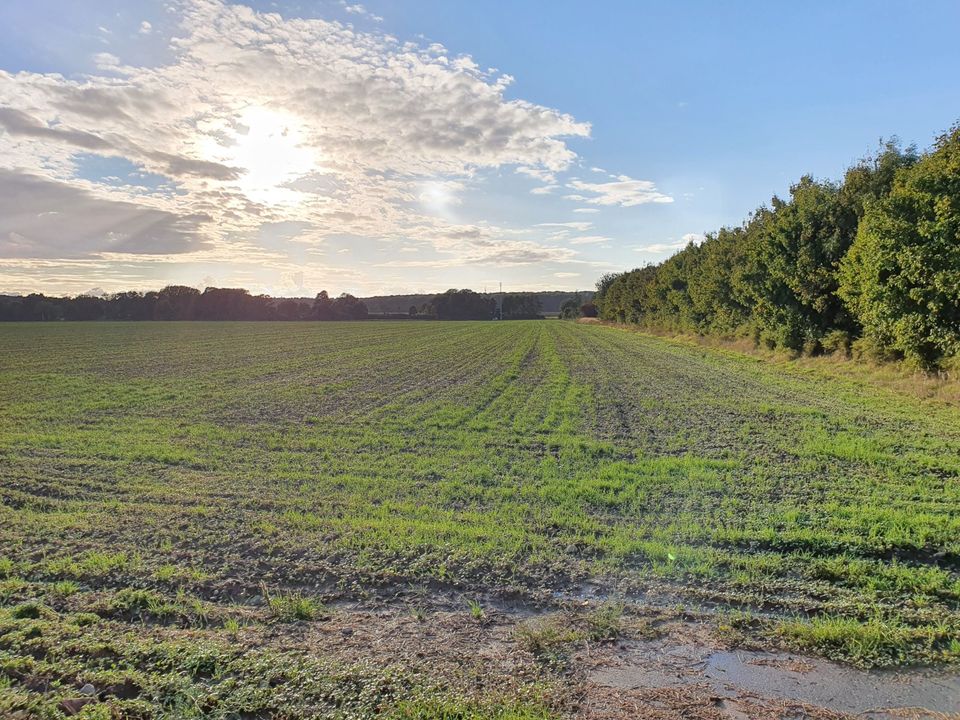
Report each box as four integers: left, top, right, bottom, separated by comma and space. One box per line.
0, 0, 636, 292
566, 174, 673, 207
341, 2, 383, 21
0, 169, 210, 258
0, 0, 590, 278
379, 237, 576, 268
515, 166, 556, 183
529, 184, 558, 195
633, 235, 702, 253
567, 235, 610, 245
536, 221, 593, 231
634, 242, 683, 253
0, 107, 112, 151
0, 107, 239, 180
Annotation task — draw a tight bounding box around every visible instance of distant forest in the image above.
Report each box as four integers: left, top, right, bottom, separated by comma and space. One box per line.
0, 287, 591, 322
360, 290, 593, 316
595, 122, 960, 369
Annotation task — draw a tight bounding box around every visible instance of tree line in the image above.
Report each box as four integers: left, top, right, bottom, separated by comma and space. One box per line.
594, 122, 960, 368
0, 286, 370, 322
361, 290, 593, 316
0, 286, 587, 322
413, 289, 546, 319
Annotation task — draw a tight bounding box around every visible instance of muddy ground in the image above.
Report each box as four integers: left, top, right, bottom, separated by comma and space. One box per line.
193, 595, 960, 719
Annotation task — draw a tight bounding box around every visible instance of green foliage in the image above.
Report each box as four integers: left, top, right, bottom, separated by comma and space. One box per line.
821, 329, 852, 357
584, 602, 624, 642
429, 289, 497, 320
264, 585, 324, 622
0, 557, 14, 578
313, 290, 369, 320
10, 602, 43, 620
514, 618, 582, 668
0, 600, 559, 720
223, 617, 241, 636
501, 294, 544, 320
742, 177, 859, 350
391, 698, 554, 719
559, 293, 583, 319
775, 614, 957, 667
465, 598, 486, 621
839, 124, 960, 366
593, 130, 958, 368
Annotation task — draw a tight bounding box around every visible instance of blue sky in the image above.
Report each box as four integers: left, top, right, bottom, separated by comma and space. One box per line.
1, 0, 958, 297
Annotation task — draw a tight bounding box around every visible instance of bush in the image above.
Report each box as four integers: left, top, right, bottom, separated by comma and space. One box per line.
821, 330, 852, 358
838, 125, 960, 368
802, 338, 823, 357
851, 336, 901, 364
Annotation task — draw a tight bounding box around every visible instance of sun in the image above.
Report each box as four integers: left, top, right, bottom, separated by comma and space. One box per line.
218, 107, 316, 206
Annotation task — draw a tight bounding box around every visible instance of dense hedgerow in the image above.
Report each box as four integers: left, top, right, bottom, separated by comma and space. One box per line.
596, 123, 960, 368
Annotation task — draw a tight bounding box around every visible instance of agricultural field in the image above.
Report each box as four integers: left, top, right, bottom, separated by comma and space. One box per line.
1, 320, 959, 719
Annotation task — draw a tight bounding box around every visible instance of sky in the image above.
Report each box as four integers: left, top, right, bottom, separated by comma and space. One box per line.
1, 1, 958, 298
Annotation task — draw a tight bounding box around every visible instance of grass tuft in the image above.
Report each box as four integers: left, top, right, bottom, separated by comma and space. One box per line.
263, 584, 324, 622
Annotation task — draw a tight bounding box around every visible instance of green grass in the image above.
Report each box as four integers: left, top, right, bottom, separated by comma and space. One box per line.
264, 585, 324, 622
0, 320, 958, 713
584, 602, 624, 642
0, 597, 556, 719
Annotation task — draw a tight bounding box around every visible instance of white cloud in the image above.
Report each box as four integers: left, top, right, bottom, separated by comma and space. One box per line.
572, 207, 599, 214
379, 243, 576, 268
536, 221, 593, 231
516, 165, 556, 183
341, 2, 384, 21
139, 21, 153, 34
553, 272, 580, 278
634, 240, 690, 253
529, 184, 558, 195
568, 235, 609, 245
566, 174, 672, 207
0, 169, 209, 258
632, 233, 701, 255
517, 166, 560, 195
0, 0, 626, 293
91, 52, 120, 70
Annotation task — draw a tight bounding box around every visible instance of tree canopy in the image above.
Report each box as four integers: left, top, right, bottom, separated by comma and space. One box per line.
594, 127, 959, 368
501, 293, 544, 320
428, 289, 497, 320
0, 288, 369, 322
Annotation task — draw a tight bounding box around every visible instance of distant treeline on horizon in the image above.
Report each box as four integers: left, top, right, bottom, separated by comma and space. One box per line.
593, 122, 960, 369
0, 287, 593, 322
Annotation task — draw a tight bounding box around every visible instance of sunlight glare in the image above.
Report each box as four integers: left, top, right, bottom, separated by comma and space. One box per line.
221, 107, 316, 206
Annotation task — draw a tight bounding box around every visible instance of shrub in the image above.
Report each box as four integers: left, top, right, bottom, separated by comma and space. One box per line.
821, 330, 852, 357
838, 124, 960, 368
851, 336, 901, 364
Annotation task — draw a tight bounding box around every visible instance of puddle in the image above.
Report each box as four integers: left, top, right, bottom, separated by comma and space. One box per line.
705, 649, 959, 716
591, 642, 960, 717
